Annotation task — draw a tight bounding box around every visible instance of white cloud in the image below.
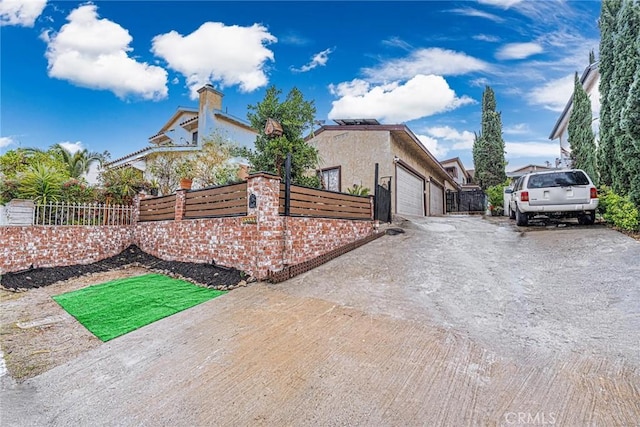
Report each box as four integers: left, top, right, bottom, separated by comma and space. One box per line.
58, 141, 83, 154
505, 141, 559, 158
470, 77, 490, 87
529, 74, 574, 112
42, 4, 167, 100
280, 32, 309, 46
448, 8, 504, 23
363, 48, 489, 82
152, 22, 276, 98
503, 123, 530, 135
496, 42, 543, 60
381, 36, 412, 50
291, 48, 334, 73
478, 0, 523, 9
473, 34, 500, 42
328, 75, 475, 123
422, 126, 476, 150
0, 136, 16, 148
0, 0, 46, 27
416, 134, 448, 158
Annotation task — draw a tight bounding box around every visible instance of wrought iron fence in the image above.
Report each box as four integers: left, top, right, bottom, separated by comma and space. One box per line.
33, 202, 134, 226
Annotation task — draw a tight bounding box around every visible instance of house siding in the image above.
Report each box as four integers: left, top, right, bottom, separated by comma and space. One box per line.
310, 130, 393, 193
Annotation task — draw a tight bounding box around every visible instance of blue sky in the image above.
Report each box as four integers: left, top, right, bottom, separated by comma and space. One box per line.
1, 0, 602, 171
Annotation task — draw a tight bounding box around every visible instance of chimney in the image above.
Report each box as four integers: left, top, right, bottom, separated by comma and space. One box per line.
197, 84, 224, 113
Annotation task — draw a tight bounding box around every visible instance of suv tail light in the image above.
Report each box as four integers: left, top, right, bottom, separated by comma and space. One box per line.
520, 191, 529, 202
590, 187, 598, 198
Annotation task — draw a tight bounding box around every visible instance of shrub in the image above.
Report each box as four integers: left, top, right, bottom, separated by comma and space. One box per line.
598, 186, 639, 231
346, 184, 370, 196
486, 180, 509, 214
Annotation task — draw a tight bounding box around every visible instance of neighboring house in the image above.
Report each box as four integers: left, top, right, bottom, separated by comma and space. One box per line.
307, 119, 459, 217
106, 85, 257, 178
549, 61, 600, 168
506, 164, 557, 179
439, 157, 479, 189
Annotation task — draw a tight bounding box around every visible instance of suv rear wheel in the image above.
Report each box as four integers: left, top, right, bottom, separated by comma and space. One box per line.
578, 211, 596, 225
516, 207, 529, 226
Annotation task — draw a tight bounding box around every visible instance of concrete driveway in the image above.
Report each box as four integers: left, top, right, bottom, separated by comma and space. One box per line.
2, 216, 639, 426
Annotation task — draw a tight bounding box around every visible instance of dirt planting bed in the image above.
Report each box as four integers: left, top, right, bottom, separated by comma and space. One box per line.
1, 245, 247, 292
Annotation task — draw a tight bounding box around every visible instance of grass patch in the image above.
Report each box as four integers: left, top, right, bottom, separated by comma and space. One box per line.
53, 274, 225, 341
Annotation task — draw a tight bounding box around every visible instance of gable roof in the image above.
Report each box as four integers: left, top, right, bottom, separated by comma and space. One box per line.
310, 123, 459, 189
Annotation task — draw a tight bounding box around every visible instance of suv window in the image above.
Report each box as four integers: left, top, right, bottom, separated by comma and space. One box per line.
527, 171, 589, 189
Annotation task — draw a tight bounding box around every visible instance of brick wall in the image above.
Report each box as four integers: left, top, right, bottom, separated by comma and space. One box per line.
0, 225, 134, 274
1, 174, 376, 279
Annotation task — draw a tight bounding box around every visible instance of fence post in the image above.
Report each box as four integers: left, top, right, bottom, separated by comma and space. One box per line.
175, 189, 187, 221
284, 152, 291, 216
374, 163, 379, 220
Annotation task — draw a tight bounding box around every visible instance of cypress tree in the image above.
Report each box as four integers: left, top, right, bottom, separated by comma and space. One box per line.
621, 39, 640, 207
597, 0, 620, 187
608, 0, 639, 195
568, 72, 598, 184
473, 86, 506, 190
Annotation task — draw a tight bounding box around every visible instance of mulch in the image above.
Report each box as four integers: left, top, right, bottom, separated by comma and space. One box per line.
0, 245, 247, 292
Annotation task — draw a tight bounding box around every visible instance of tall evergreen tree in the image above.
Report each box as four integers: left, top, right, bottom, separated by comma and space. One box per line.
609, 0, 640, 195
472, 86, 506, 189
589, 49, 596, 64
243, 86, 319, 186
568, 72, 598, 184
597, 0, 621, 187
620, 36, 640, 206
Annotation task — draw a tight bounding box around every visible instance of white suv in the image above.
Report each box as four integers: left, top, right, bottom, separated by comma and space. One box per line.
507, 169, 599, 226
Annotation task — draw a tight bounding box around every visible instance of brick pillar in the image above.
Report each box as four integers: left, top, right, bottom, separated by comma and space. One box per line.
132, 193, 146, 224
175, 189, 187, 221
246, 173, 283, 279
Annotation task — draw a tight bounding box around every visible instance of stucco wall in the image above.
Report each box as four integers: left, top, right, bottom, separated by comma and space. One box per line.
311, 130, 392, 193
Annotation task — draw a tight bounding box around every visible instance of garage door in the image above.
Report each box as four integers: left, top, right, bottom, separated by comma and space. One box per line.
429, 181, 444, 216
396, 166, 424, 216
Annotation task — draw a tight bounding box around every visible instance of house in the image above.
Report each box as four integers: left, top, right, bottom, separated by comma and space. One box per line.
506, 164, 557, 179
307, 119, 459, 217
549, 61, 600, 168
439, 157, 479, 189
106, 85, 257, 179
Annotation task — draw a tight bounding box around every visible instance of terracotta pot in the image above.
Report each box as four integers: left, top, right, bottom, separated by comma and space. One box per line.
179, 178, 193, 190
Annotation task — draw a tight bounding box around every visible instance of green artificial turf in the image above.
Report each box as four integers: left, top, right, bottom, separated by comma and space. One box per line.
53, 274, 225, 341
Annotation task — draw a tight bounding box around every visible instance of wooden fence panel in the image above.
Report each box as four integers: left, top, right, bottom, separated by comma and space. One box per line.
279, 184, 371, 220
184, 183, 247, 218
139, 195, 176, 222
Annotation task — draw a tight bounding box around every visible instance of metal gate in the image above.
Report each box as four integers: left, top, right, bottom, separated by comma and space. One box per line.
374, 163, 392, 223
375, 184, 392, 222
446, 189, 486, 213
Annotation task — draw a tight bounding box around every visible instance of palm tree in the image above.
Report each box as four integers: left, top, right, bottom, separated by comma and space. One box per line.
50, 144, 106, 179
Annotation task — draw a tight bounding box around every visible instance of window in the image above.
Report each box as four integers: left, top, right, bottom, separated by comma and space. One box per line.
321, 167, 341, 192
192, 131, 198, 145
445, 167, 458, 178
527, 171, 589, 189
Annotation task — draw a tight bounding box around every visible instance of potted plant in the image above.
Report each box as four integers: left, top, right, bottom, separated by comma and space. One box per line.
176, 158, 194, 190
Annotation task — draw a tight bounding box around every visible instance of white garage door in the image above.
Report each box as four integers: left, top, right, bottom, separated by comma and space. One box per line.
429, 181, 444, 216
396, 166, 424, 216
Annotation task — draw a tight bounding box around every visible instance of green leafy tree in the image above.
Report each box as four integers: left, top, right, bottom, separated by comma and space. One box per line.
147, 153, 183, 195
597, 0, 621, 187
472, 86, 506, 190
51, 144, 106, 179
568, 72, 598, 184
192, 133, 240, 187
18, 163, 65, 204
99, 167, 145, 204
243, 86, 319, 186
